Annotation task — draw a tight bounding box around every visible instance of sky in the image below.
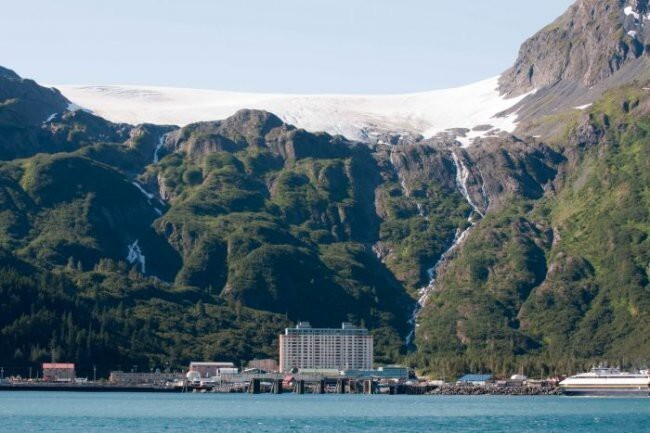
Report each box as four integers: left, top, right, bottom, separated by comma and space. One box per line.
0, 0, 574, 94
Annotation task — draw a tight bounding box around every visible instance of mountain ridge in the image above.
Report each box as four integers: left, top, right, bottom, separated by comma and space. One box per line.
0, 0, 648, 376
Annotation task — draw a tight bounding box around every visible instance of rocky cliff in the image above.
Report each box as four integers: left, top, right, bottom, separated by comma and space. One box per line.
500, 0, 650, 128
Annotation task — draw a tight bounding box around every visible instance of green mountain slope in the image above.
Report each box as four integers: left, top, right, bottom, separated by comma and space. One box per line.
414, 84, 650, 376
1, 0, 649, 377
0, 70, 472, 370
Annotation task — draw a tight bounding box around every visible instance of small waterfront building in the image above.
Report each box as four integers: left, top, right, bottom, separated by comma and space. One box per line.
247, 359, 279, 373
42, 363, 75, 382
279, 322, 373, 373
109, 370, 184, 385
298, 368, 341, 377
189, 362, 237, 378
341, 365, 409, 380
457, 374, 493, 386
506, 374, 528, 387
377, 365, 410, 379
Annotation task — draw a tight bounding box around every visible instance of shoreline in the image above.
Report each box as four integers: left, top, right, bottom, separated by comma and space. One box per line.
0, 382, 561, 396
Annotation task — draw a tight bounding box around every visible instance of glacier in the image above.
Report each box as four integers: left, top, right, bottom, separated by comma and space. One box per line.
54, 77, 532, 143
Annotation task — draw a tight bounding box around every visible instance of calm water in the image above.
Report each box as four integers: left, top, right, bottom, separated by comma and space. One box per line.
1, 392, 648, 432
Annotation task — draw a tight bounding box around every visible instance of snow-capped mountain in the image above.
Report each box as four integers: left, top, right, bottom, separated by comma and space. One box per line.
54, 77, 532, 144
44, 0, 650, 146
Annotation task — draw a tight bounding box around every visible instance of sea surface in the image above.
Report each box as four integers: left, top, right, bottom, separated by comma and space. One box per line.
1, 392, 648, 432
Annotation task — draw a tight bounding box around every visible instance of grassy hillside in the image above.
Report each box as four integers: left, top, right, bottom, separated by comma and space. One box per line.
0, 103, 468, 369
413, 84, 650, 377
1, 66, 648, 377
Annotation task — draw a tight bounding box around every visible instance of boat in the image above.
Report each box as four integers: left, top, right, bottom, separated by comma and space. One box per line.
560, 367, 650, 396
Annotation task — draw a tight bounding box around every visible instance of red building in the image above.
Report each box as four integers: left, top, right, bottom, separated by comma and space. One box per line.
42, 363, 76, 382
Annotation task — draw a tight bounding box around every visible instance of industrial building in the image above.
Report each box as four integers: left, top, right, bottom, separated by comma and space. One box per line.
188, 362, 237, 378
42, 363, 76, 382
247, 358, 279, 373
341, 365, 410, 380
279, 322, 373, 373
109, 370, 184, 385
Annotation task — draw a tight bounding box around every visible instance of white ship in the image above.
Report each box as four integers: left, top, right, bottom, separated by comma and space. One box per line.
560, 367, 650, 396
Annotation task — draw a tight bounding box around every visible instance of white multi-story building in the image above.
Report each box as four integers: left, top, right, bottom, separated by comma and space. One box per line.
279, 322, 373, 373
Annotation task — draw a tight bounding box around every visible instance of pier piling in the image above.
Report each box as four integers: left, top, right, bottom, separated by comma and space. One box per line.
271, 379, 283, 394
249, 378, 261, 394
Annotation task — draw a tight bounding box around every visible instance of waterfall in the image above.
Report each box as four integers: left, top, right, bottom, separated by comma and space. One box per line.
405, 150, 485, 347
132, 181, 154, 200
153, 132, 168, 163
132, 180, 166, 208
389, 148, 410, 197
127, 240, 146, 274
416, 202, 425, 218
451, 151, 484, 218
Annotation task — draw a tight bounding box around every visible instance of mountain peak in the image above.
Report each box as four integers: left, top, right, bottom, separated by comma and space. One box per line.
0, 66, 20, 80
500, 0, 642, 97
222, 109, 285, 134
0, 66, 70, 126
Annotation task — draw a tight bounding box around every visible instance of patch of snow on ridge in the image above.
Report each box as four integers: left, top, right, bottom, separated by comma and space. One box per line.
575, 103, 593, 110
127, 240, 146, 274
43, 113, 57, 124
132, 181, 154, 200
54, 77, 533, 143
624, 6, 640, 20
67, 102, 83, 112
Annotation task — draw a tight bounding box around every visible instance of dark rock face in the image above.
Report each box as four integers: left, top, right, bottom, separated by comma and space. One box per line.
0, 66, 69, 125
497, 0, 650, 135
165, 109, 354, 162
0, 67, 172, 164
466, 137, 565, 210
632, 0, 648, 13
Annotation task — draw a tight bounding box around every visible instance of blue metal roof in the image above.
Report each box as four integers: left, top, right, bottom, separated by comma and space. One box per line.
458, 374, 493, 382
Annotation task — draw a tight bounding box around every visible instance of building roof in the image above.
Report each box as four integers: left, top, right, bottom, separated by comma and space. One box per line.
42, 363, 75, 369
285, 322, 369, 335
189, 362, 235, 367
458, 374, 493, 382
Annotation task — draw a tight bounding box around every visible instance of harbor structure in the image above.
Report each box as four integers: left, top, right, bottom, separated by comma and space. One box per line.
247, 358, 279, 373
42, 363, 75, 382
188, 362, 237, 378
341, 365, 409, 380
279, 322, 373, 373
109, 370, 184, 385
457, 374, 493, 386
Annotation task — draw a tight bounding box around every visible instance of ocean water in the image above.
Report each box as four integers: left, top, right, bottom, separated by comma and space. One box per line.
0, 392, 648, 433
